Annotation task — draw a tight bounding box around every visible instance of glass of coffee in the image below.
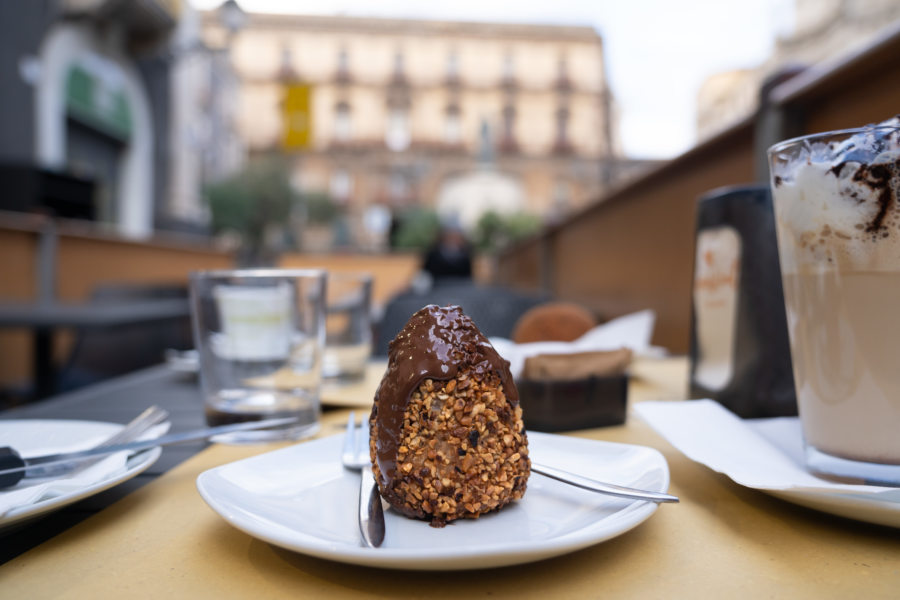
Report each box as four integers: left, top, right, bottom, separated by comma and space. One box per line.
768, 122, 900, 485
189, 269, 326, 443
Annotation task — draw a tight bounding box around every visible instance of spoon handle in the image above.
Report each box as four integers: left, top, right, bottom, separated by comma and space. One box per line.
532, 462, 679, 503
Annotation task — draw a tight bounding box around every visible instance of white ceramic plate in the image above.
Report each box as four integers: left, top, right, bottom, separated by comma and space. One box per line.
164, 348, 199, 374
0, 419, 162, 533
196, 431, 670, 570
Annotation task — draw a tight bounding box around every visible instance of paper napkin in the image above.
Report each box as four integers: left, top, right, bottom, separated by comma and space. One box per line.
490, 309, 661, 379
0, 422, 169, 516
634, 400, 900, 500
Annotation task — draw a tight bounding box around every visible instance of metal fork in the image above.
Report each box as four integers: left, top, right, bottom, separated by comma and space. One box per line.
24, 405, 170, 480
341, 411, 385, 548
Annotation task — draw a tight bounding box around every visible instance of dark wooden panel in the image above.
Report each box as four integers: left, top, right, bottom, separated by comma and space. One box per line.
499, 127, 755, 353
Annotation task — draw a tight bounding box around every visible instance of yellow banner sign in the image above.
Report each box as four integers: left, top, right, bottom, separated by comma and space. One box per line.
282, 83, 312, 150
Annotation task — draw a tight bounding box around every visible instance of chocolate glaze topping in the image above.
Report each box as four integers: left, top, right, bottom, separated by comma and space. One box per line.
369, 304, 518, 490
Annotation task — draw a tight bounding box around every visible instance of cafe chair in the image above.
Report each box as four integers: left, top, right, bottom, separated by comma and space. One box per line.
374, 281, 547, 355
56, 283, 192, 391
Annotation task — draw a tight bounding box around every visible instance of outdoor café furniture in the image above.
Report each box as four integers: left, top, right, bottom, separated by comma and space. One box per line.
375, 282, 547, 354
0, 297, 189, 398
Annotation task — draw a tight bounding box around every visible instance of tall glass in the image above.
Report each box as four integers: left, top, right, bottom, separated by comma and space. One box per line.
768, 126, 900, 485
189, 269, 326, 443
322, 272, 373, 383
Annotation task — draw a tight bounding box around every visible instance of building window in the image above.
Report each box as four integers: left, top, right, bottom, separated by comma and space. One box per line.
330, 169, 352, 203
552, 179, 571, 218
446, 50, 459, 82
278, 44, 299, 82
393, 50, 406, 80
502, 51, 515, 83
500, 104, 517, 151
556, 53, 571, 90
336, 46, 350, 81
334, 101, 352, 142
386, 107, 410, 151
444, 104, 461, 144
555, 106, 571, 153
389, 171, 410, 203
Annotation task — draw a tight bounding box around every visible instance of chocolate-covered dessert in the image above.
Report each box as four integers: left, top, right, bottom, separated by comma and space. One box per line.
369, 305, 530, 527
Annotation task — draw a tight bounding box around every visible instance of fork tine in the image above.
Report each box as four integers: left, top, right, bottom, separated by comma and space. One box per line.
97, 406, 170, 448
26, 405, 172, 479
355, 420, 369, 464
342, 411, 356, 469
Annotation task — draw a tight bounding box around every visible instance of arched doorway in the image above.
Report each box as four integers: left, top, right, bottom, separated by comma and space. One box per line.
35, 22, 154, 237
435, 168, 525, 231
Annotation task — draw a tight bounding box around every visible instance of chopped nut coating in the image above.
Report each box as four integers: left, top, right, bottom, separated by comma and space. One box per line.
370, 369, 530, 527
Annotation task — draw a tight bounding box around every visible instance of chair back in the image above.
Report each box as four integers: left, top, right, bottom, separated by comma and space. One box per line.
375, 282, 547, 355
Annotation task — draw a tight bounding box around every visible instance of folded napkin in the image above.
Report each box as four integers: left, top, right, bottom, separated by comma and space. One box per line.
635, 400, 900, 499
491, 309, 660, 379
0, 423, 169, 517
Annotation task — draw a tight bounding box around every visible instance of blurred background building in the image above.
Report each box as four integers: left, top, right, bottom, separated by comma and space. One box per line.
0, 0, 243, 238
200, 10, 654, 251
0, 0, 180, 237
696, 0, 900, 141
4, 0, 899, 251
0, 0, 657, 253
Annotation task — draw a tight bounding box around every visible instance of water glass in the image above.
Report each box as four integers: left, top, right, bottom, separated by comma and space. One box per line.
189, 269, 326, 442
323, 272, 373, 383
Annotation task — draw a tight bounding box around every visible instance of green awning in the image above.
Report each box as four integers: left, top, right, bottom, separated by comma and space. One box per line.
65, 64, 132, 141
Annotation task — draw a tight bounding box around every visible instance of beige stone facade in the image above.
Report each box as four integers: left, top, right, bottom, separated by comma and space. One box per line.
202, 12, 624, 249
696, 0, 900, 142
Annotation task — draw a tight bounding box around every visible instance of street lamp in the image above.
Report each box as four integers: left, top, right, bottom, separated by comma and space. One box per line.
216, 0, 247, 36
217, 0, 247, 39
202, 0, 247, 184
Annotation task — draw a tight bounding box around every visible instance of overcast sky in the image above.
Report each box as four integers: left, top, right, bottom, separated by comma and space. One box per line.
192, 0, 795, 159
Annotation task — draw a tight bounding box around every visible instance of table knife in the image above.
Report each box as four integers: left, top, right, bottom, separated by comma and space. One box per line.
358, 463, 385, 548
0, 416, 300, 487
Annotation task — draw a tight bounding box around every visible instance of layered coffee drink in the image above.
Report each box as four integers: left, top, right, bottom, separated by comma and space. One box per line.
769, 118, 900, 484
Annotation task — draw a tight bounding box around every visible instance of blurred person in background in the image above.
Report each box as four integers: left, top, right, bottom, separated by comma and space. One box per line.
422, 223, 473, 283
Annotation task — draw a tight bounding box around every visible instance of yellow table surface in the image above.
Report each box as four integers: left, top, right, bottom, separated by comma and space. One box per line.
3, 357, 899, 599
320, 360, 386, 408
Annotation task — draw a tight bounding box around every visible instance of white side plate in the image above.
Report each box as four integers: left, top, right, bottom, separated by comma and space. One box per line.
197, 431, 670, 570
0, 419, 161, 534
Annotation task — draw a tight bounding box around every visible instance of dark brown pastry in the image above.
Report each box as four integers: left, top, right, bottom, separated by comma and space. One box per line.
369, 305, 530, 527
512, 302, 597, 344
522, 348, 633, 381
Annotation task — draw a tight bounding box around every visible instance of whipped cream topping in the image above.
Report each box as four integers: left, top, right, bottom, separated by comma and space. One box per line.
771, 117, 900, 272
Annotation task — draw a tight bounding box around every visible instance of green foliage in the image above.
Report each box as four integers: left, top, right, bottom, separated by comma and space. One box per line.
392, 207, 442, 250
205, 157, 299, 265
303, 191, 341, 225
473, 211, 542, 252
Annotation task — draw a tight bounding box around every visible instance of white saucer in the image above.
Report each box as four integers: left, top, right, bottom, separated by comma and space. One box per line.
0, 419, 162, 534
750, 418, 900, 527
636, 401, 900, 528
196, 431, 671, 570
